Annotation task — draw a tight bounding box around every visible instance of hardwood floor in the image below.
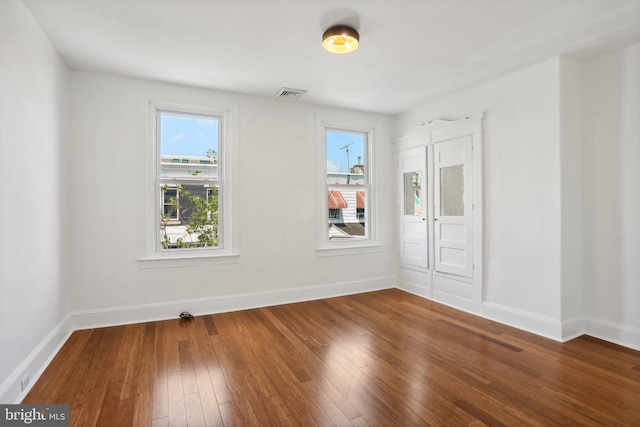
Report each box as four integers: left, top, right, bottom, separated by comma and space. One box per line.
23, 289, 640, 426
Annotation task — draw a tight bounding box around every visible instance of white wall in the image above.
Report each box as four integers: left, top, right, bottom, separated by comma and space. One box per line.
0, 0, 70, 403
68, 72, 395, 324
395, 58, 564, 334
583, 43, 640, 349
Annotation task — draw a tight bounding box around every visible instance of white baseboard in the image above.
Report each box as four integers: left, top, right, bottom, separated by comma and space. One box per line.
585, 317, 640, 351
561, 316, 585, 342
72, 276, 395, 330
479, 302, 564, 341
434, 292, 476, 314
0, 315, 73, 404
396, 280, 431, 299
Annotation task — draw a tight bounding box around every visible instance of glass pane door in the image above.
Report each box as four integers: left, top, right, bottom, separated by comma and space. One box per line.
440, 165, 464, 216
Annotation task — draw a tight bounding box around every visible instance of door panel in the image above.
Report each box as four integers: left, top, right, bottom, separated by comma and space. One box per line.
434, 136, 473, 277
440, 247, 465, 265
397, 147, 427, 270
440, 223, 465, 242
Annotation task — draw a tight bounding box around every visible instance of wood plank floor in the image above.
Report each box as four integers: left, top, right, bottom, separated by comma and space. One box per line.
23, 289, 640, 426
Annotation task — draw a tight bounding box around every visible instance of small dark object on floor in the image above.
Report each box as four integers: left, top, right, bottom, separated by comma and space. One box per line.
179, 311, 194, 319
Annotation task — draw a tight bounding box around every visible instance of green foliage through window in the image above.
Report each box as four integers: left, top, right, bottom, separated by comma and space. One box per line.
160, 184, 219, 249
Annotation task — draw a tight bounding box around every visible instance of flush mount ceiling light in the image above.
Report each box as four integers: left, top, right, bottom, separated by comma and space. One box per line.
322, 25, 359, 54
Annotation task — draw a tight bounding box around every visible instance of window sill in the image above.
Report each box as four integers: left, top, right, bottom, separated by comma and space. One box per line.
316, 243, 383, 257
137, 252, 240, 269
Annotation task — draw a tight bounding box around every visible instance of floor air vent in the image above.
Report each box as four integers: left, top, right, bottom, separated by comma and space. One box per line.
275, 87, 307, 99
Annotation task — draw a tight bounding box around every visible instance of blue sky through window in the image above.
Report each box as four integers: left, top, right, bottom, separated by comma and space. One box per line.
160, 115, 364, 172
160, 113, 219, 157
326, 130, 365, 173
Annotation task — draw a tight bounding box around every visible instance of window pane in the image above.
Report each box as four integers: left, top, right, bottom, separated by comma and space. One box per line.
159, 113, 219, 178
326, 130, 365, 186
440, 165, 464, 216
160, 184, 220, 249
356, 191, 365, 225
403, 171, 421, 216
328, 188, 365, 239
162, 188, 179, 220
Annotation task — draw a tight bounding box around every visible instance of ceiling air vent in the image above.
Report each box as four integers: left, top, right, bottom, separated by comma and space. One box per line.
275, 87, 307, 99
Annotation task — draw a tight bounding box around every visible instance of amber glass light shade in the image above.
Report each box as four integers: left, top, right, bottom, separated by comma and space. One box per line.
322, 25, 359, 54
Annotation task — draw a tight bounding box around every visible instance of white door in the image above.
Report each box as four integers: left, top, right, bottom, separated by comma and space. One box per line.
398, 147, 428, 270
433, 136, 473, 277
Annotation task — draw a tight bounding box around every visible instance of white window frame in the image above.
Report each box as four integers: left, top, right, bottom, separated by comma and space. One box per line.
316, 118, 381, 256
140, 101, 237, 264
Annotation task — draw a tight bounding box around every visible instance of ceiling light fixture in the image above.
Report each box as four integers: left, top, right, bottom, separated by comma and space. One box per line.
322, 25, 359, 54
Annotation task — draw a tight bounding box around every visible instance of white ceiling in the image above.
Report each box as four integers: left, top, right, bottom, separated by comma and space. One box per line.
23, 0, 640, 115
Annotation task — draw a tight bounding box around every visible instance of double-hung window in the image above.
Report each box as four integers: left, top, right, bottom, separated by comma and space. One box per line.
320, 123, 378, 252
148, 103, 233, 258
